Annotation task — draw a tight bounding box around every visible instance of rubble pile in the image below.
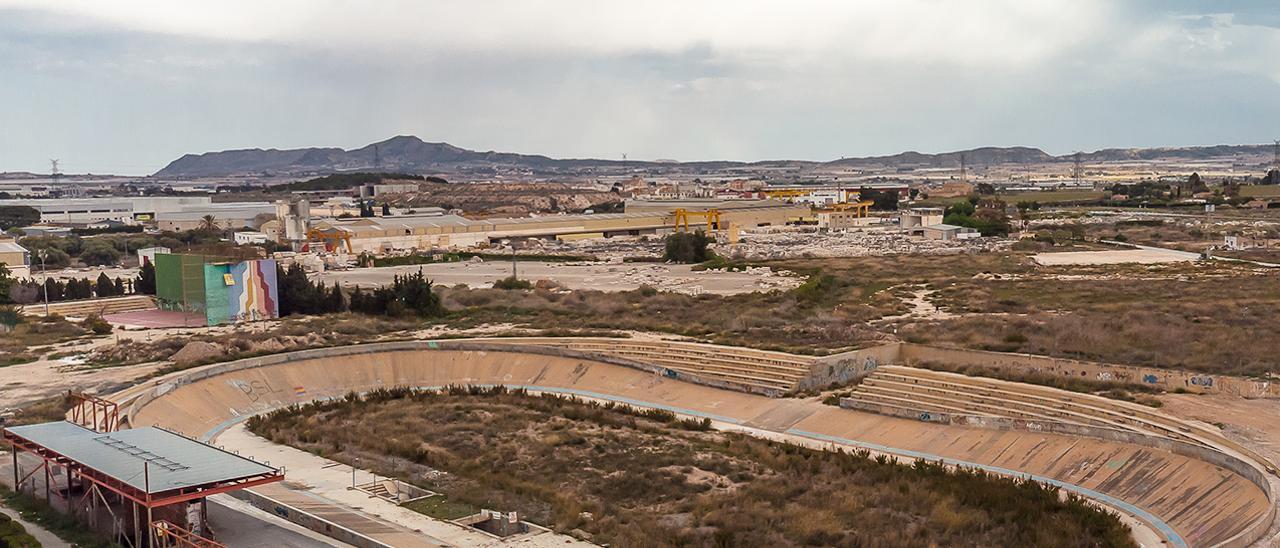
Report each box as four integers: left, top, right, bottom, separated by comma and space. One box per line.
726, 229, 1011, 260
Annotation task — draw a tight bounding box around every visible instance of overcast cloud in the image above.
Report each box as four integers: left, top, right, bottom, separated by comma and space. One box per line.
1, 0, 1278, 174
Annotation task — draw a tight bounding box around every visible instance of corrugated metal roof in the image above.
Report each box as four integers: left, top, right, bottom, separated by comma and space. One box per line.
6, 421, 277, 493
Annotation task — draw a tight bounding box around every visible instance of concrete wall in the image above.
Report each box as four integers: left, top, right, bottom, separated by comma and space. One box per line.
839, 397, 1278, 548
229, 489, 393, 548
800, 343, 901, 390
899, 343, 1280, 399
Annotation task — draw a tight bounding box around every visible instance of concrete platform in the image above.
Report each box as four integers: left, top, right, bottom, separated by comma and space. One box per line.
1033, 248, 1199, 266
103, 309, 206, 328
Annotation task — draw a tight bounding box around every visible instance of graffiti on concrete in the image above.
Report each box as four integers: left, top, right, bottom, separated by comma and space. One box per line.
228, 378, 285, 403
1142, 374, 1159, 384
863, 356, 879, 372
1189, 376, 1214, 388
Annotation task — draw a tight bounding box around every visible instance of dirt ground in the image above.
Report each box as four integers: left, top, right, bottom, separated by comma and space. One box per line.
1032, 248, 1197, 265
317, 261, 800, 295
1158, 393, 1280, 464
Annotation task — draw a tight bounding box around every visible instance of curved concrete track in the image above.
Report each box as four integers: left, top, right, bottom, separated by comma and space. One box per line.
113, 342, 1273, 548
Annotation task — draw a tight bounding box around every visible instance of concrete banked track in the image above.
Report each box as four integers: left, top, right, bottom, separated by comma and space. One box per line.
110, 339, 1277, 548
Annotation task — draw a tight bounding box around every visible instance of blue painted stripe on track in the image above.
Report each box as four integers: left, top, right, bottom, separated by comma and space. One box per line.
195, 383, 1183, 547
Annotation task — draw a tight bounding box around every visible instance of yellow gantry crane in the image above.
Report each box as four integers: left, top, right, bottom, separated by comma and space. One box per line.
673, 208, 723, 232
305, 227, 354, 253
827, 200, 874, 217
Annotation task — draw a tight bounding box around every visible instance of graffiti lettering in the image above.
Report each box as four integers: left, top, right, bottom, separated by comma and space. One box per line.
918, 412, 932, 421
863, 357, 879, 372
1142, 374, 1158, 384
229, 378, 284, 402
1189, 376, 1214, 388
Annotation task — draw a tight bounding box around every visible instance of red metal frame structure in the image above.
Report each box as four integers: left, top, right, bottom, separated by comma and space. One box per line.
3, 426, 283, 547
152, 520, 227, 548
67, 391, 120, 432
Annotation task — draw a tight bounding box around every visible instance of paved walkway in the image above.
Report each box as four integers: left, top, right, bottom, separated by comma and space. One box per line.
220, 425, 591, 548
0, 502, 70, 548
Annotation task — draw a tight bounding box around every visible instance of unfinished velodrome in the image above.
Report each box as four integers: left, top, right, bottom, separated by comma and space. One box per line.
107, 338, 1280, 548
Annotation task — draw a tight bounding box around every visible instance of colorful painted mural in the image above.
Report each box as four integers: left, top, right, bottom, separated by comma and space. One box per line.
203, 259, 279, 325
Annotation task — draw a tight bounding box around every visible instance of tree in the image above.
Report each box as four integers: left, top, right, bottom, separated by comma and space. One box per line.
79, 240, 122, 266
1187, 172, 1208, 194
95, 273, 117, 298
43, 278, 64, 301
30, 247, 71, 269
663, 231, 714, 263
1265, 169, 1280, 185
0, 206, 39, 231
136, 258, 156, 295
114, 277, 126, 295
976, 182, 997, 195
0, 263, 12, 304
859, 187, 899, 211
199, 215, 220, 231
381, 203, 391, 216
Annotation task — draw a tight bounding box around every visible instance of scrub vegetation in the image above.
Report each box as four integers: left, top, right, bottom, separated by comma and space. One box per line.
248, 386, 1135, 548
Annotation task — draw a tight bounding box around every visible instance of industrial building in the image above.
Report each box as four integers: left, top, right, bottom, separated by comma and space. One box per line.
900, 207, 945, 229
303, 201, 807, 254
0, 197, 274, 229
153, 202, 274, 231
0, 238, 30, 277
922, 224, 980, 241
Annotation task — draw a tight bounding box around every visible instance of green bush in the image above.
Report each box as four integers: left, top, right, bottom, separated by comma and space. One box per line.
663, 231, 714, 263
0, 513, 39, 548
80, 314, 112, 335
493, 276, 533, 290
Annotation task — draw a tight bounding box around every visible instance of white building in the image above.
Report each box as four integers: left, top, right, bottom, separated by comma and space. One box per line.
233, 231, 270, 245
0, 239, 30, 278
922, 224, 980, 241
137, 246, 171, 265
900, 208, 945, 229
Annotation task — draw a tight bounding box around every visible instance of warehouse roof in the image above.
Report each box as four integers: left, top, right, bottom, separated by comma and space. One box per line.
4, 421, 278, 494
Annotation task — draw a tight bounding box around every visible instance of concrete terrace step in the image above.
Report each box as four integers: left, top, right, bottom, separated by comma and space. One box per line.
841, 391, 1001, 420
560, 342, 813, 375
855, 382, 1102, 429
862, 377, 1134, 430
867, 367, 1210, 447
660, 365, 796, 392
874, 368, 1190, 432
21, 295, 156, 317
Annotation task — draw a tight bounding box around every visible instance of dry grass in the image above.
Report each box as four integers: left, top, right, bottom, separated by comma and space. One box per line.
436, 274, 897, 354
249, 386, 1134, 548
899, 262, 1280, 377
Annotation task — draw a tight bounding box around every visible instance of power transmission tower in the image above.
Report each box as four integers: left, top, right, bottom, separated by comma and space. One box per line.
1073, 152, 1083, 186
373, 145, 382, 172
1273, 140, 1279, 170
959, 153, 966, 183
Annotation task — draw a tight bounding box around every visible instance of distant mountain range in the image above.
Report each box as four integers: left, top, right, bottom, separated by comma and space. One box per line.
153, 135, 1275, 178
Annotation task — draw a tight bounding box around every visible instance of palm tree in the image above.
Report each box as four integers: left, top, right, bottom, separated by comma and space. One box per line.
199, 214, 219, 231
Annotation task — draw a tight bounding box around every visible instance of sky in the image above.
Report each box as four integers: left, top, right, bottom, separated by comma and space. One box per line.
1, 0, 1278, 175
